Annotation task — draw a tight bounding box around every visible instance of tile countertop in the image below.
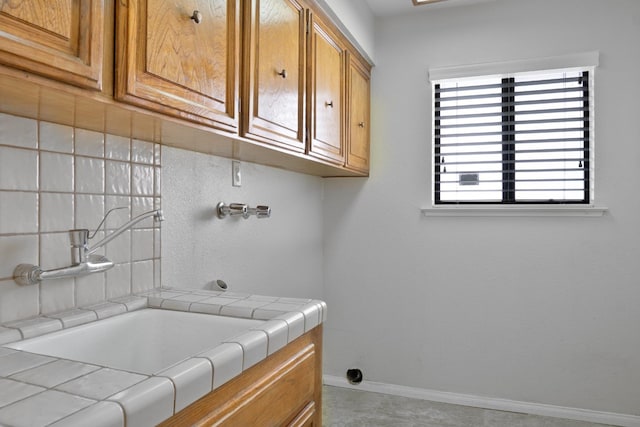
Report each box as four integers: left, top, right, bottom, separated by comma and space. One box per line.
0, 288, 327, 427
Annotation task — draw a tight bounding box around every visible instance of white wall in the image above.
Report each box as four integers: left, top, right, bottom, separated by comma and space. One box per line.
320, 0, 376, 62
161, 147, 324, 300
323, 0, 640, 416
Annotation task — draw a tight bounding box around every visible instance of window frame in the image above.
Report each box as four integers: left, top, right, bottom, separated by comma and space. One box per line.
428, 53, 599, 209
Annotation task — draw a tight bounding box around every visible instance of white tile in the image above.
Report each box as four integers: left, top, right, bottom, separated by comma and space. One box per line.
75, 194, 105, 229
40, 278, 75, 315
154, 259, 161, 288
40, 192, 74, 232
106, 262, 131, 299
109, 295, 146, 311
57, 367, 147, 400
300, 303, 321, 332
252, 319, 289, 356
105, 134, 130, 161
198, 343, 243, 390
160, 299, 191, 311
48, 401, 124, 427
154, 228, 161, 258
224, 330, 268, 370
11, 359, 100, 388
76, 156, 105, 194
154, 166, 161, 196
0, 389, 94, 427
0, 326, 22, 345
46, 308, 97, 328
105, 229, 130, 264
107, 377, 174, 427
132, 228, 153, 261
0, 113, 37, 149
170, 293, 211, 303
0, 191, 38, 234
0, 351, 56, 376
157, 358, 213, 412
0, 347, 16, 357
0, 234, 38, 280
75, 128, 104, 158
0, 279, 39, 323
40, 152, 74, 192
0, 147, 38, 191
273, 311, 306, 343
131, 260, 154, 293
106, 160, 130, 195
132, 164, 153, 196
219, 299, 270, 319
40, 232, 72, 270
75, 272, 106, 307
131, 197, 154, 228
0, 378, 44, 408
132, 139, 154, 164
40, 122, 73, 153
105, 196, 130, 230
5, 316, 62, 339
154, 143, 161, 165
83, 302, 126, 319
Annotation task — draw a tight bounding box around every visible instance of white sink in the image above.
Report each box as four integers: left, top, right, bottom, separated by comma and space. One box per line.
7, 309, 264, 374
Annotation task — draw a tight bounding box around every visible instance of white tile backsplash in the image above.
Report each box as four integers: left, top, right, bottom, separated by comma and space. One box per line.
0, 113, 38, 149
0, 146, 38, 190
0, 192, 38, 234
40, 152, 74, 192
0, 114, 160, 324
40, 122, 73, 154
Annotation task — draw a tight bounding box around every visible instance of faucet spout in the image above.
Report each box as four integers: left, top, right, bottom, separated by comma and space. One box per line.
12, 209, 163, 286
87, 209, 163, 256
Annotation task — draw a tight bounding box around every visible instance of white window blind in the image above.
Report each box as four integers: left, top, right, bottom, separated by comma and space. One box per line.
432, 67, 594, 204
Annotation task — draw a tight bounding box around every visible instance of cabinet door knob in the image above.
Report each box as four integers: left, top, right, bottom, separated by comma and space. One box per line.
277, 69, 287, 79
358, 122, 365, 128
325, 101, 334, 108
190, 10, 203, 24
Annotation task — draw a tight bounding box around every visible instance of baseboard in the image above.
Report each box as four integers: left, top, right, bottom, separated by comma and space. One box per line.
323, 375, 640, 427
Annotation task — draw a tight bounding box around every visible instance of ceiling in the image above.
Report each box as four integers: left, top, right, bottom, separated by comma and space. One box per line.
364, 0, 497, 17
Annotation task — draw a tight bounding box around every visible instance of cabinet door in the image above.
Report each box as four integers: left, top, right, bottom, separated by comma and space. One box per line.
116, 0, 239, 131
307, 15, 345, 165
346, 55, 370, 173
0, 0, 104, 90
241, 0, 306, 152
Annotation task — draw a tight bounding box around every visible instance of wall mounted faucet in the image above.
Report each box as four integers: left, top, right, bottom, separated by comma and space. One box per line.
216, 202, 271, 219
13, 208, 164, 286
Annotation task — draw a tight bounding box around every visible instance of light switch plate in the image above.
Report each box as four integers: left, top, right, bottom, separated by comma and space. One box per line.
232, 161, 241, 187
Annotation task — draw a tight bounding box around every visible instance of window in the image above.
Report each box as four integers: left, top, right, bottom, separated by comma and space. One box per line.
432, 67, 594, 205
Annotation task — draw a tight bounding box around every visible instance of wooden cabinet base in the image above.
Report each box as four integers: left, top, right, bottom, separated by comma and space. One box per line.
160, 326, 323, 427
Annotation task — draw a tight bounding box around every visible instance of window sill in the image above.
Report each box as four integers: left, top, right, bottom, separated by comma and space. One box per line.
421, 206, 608, 217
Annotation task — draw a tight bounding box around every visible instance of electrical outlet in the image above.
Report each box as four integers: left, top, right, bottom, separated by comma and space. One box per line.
232, 161, 241, 187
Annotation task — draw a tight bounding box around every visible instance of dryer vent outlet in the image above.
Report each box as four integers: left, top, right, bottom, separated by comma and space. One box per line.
346, 368, 363, 385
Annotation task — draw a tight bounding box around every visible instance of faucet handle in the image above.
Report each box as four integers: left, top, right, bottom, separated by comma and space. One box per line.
247, 205, 271, 219
69, 229, 89, 264
69, 229, 89, 248
216, 202, 248, 219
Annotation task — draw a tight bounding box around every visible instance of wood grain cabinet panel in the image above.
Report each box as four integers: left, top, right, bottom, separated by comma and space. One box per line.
0, 0, 104, 90
116, 0, 239, 131
241, 0, 307, 152
160, 326, 323, 427
307, 15, 345, 165
346, 54, 370, 173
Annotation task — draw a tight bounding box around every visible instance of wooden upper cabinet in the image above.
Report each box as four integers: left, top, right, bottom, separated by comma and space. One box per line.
115, 0, 239, 131
307, 14, 345, 165
346, 54, 371, 174
241, 0, 306, 152
0, 0, 104, 90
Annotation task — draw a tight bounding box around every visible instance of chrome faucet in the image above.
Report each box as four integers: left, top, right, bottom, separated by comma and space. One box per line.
13, 209, 164, 286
